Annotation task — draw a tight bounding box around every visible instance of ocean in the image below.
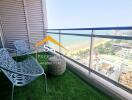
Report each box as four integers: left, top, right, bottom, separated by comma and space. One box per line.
48, 30, 112, 47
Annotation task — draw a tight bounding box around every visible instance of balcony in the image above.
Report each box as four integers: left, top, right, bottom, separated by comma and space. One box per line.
0, 52, 112, 100
0, 0, 132, 99
0, 27, 132, 100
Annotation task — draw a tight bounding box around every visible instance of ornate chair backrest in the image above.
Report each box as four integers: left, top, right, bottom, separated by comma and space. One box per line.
14, 40, 29, 54
0, 48, 17, 71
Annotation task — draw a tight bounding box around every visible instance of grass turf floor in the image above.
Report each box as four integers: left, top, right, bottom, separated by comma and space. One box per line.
0, 52, 112, 100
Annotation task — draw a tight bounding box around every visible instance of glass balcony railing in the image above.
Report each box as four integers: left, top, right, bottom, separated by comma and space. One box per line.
61, 34, 90, 66
46, 27, 132, 93
48, 33, 59, 51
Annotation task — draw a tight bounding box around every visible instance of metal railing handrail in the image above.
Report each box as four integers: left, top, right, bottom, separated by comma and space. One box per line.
47, 32, 132, 40
45, 26, 132, 30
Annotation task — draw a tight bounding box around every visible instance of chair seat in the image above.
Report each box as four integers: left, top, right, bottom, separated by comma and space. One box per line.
2, 69, 36, 86
1, 57, 44, 86
17, 57, 44, 75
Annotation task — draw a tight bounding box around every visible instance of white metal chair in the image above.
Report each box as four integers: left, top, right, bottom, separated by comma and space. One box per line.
0, 48, 47, 100
14, 40, 36, 55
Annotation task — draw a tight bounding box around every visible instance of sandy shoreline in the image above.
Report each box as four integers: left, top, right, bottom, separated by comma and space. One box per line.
61, 39, 110, 55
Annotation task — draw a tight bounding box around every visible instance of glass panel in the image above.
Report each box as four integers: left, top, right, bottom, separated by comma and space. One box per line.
62, 30, 91, 35
48, 33, 59, 51
61, 33, 91, 67
47, 30, 59, 33
94, 30, 132, 37
92, 37, 132, 89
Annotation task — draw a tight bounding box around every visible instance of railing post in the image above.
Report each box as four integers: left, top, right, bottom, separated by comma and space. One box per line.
88, 30, 94, 75
59, 30, 61, 55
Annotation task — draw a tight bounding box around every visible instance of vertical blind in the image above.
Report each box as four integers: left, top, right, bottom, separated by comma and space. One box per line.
0, 0, 47, 48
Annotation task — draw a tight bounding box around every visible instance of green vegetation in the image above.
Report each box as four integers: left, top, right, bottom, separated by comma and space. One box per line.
95, 41, 115, 55
0, 52, 112, 100
72, 49, 89, 59
71, 40, 117, 59
114, 39, 122, 43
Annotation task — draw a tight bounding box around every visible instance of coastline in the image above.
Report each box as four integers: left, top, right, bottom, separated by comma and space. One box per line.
61, 38, 110, 55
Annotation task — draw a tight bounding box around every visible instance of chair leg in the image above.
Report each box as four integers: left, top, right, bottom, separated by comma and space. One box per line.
11, 85, 14, 100
43, 73, 47, 93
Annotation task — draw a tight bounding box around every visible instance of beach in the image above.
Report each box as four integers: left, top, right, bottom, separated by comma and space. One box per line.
61, 38, 110, 55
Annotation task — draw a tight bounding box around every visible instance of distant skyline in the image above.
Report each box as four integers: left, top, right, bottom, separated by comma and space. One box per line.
45, 0, 132, 28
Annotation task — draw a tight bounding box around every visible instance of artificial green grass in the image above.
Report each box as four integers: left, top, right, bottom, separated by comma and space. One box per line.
0, 52, 112, 100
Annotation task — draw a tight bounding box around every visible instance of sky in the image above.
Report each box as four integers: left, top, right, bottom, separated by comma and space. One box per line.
45, 0, 132, 29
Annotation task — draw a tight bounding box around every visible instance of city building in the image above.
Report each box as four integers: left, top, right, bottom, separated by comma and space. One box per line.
114, 44, 132, 60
